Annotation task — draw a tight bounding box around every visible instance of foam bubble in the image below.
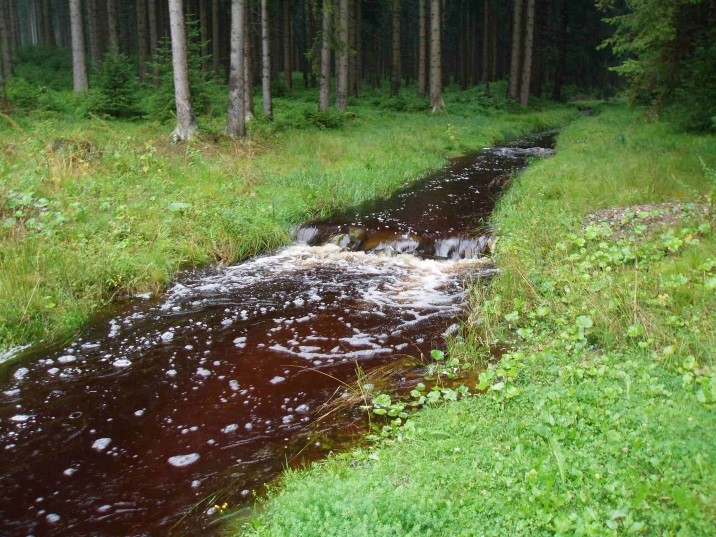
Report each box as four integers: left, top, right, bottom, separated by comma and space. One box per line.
92, 438, 112, 451
168, 453, 200, 467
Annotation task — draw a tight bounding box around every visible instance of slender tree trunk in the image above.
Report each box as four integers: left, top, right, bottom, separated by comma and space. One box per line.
199, 0, 209, 74
0, 0, 13, 80
261, 0, 272, 116
508, 0, 522, 99
136, 0, 148, 80
227, 0, 246, 137
336, 0, 348, 111
355, 0, 361, 94
107, 0, 119, 54
148, 0, 158, 81
551, 0, 567, 100
244, 4, 254, 119
390, 0, 400, 96
169, 0, 198, 141
212, 0, 221, 75
69, 0, 88, 91
319, 0, 332, 111
482, 0, 490, 91
282, 0, 292, 89
346, 0, 354, 94
459, 0, 468, 90
429, 0, 443, 112
8, 0, 18, 55
417, 0, 426, 97
520, 0, 535, 106
41, 0, 54, 47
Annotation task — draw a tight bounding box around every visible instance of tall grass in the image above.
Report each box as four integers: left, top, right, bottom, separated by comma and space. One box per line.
0, 82, 578, 351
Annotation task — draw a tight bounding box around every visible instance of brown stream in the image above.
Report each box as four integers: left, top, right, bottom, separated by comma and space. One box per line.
0, 132, 555, 536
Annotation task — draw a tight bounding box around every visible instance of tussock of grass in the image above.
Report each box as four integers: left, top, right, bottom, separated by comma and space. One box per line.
0, 83, 577, 351
238, 106, 716, 536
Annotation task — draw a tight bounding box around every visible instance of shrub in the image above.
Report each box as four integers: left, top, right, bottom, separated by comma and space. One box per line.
12, 46, 73, 90
91, 53, 142, 118
5, 77, 42, 111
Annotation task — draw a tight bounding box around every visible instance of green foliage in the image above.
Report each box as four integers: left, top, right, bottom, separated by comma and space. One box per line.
238, 107, 716, 537
12, 46, 73, 90
0, 81, 576, 351
146, 19, 214, 122
600, 0, 715, 131
5, 77, 42, 111
91, 53, 142, 118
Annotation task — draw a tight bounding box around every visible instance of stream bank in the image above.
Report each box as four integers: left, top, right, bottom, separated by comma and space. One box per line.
0, 131, 558, 536
238, 105, 716, 537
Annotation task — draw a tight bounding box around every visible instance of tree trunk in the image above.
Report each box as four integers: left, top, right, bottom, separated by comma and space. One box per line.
41, 0, 55, 47
244, 4, 254, 119
283, 0, 292, 89
417, 0, 426, 97
0, 1, 11, 81
354, 0, 361, 94
336, 0, 348, 111
107, 0, 119, 54
482, 0, 490, 90
261, 0, 272, 116
459, 0, 468, 90
69, 0, 88, 91
346, 0, 353, 94
199, 0, 209, 73
508, 0, 522, 99
148, 0, 158, 82
429, 0, 443, 112
212, 0, 221, 75
390, 0, 400, 96
136, 0, 148, 81
227, 0, 246, 137
85, 0, 100, 66
520, 0, 535, 106
551, 0, 567, 101
169, 0, 198, 141
319, 0, 332, 111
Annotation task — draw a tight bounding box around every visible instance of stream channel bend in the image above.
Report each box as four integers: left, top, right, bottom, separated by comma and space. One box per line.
0, 132, 555, 536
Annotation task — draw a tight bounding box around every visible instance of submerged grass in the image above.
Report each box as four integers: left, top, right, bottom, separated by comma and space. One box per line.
0, 82, 577, 351
237, 106, 716, 536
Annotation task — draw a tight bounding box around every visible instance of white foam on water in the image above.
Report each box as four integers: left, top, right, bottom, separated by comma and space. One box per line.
92, 438, 112, 451
10, 414, 31, 422
13, 367, 29, 381
161, 331, 174, 343
269, 376, 285, 385
57, 355, 77, 364
221, 424, 239, 434
168, 453, 200, 467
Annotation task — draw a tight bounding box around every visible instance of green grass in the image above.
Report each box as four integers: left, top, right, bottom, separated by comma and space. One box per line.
237, 106, 716, 536
0, 81, 577, 353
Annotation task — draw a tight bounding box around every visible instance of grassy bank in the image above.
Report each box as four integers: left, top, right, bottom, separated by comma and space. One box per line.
0, 82, 577, 352
238, 106, 716, 536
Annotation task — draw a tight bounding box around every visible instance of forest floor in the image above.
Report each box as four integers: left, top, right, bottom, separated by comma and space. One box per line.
0, 83, 578, 354
236, 106, 716, 536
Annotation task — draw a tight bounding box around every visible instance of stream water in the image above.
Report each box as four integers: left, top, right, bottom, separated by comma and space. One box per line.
0, 132, 555, 536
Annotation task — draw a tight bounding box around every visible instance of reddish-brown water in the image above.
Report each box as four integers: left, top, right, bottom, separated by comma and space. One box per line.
0, 133, 554, 536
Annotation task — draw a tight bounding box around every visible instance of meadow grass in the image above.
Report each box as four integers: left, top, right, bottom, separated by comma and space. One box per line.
0, 82, 577, 352
237, 106, 716, 536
